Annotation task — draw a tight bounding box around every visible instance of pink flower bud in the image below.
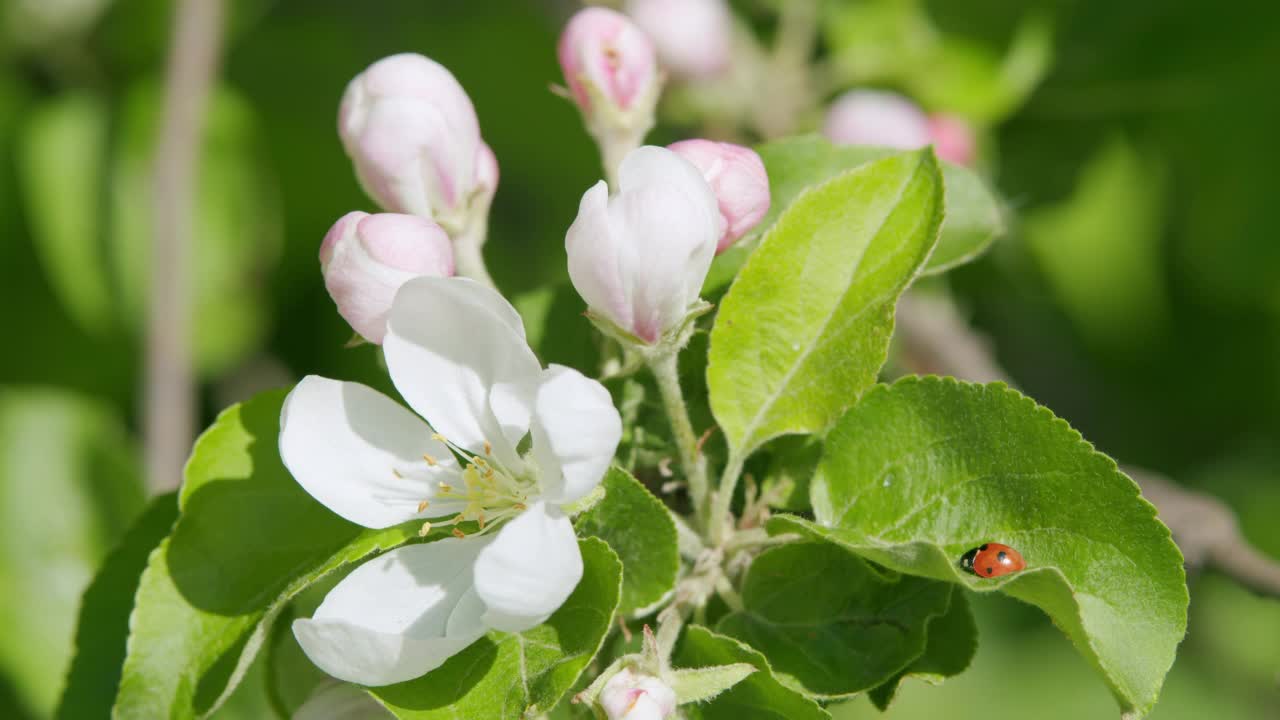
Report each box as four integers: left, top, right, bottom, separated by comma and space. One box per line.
927, 113, 977, 166
600, 668, 677, 720
626, 0, 732, 80
823, 90, 931, 150
321, 211, 454, 344
668, 139, 770, 253
338, 53, 495, 231
558, 7, 659, 118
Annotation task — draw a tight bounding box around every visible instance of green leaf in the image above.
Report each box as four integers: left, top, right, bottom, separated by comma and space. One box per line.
575, 467, 679, 613
704, 136, 1002, 293
716, 542, 952, 698
669, 664, 756, 704
114, 389, 426, 718
0, 389, 145, 716
674, 626, 829, 720
370, 538, 622, 719
867, 588, 977, 710
56, 493, 177, 720
772, 377, 1187, 717
707, 150, 944, 460
17, 94, 114, 334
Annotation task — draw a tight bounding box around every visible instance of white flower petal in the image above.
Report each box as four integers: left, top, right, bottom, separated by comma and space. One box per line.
532, 365, 621, 505
279, 376, 464, 528
566, 180, 635, 333
292, 539, 489, 686
383, 277, 541, 468
474, 502, 583, 633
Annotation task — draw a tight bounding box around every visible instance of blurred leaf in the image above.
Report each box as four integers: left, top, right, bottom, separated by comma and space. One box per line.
1025, 137, 1169, 349
706, 136, 1002, 292
823, 1, 1052, 122
717, 542, 953, 698
57, 492, 178, 720
114, 389, 425, 718
0, 388, 146, 716
575, 467, 679, 613
707, 150, 942, 460
867, 589, 977, 710
111, 80, 281, 376
17, 93, 113, 334
369, 539, 621, 719
675, 626, 829, 720
772, 377, 1188, 717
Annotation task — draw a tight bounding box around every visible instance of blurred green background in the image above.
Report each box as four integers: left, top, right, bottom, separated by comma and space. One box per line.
0, 0, 1277, 717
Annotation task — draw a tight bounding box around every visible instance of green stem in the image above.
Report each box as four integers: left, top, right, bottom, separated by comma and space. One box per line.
451, 215, 497, 289
709, 453, 745, 546
649, 351, 709, 525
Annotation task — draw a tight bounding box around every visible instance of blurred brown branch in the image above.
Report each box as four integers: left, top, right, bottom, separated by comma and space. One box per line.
145, 0, 225, 492
896, 292, 1280, 599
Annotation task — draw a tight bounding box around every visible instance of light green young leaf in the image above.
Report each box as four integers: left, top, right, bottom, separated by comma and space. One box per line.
771, 377, 1187, 717
114, 389, 426, 719
707, 150, 944, 460
370, 538, 622, 719
17, 94, 114, 334
0, 389, 145, 717
668, 664, 756, 704
867, 588, 977, 710
704, 136, 1002, 292
674, 626, 829, 720
716, 542, 952, 698
56, 493, 177, 720
575, 467, 679, 613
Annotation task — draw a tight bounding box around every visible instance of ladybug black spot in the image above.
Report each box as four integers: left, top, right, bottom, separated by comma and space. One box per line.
979, 543, 989, 551
984, 567, 994, 575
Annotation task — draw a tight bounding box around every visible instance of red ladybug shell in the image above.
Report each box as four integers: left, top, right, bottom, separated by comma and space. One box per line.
960, 543, 1026, 578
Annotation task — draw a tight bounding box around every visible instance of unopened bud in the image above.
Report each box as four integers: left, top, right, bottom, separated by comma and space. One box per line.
338, 53, 496, 233
566, 146, 722, 345
321, 212, 454, 344
600, 668, 677, 720
927, 113, 977, 166
558, 7, 661, 174
668, 139, 770, 253
626, 0, 733, 80
823, 90, 931, 151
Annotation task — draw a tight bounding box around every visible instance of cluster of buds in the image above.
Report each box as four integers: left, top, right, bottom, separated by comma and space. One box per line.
823, 89, 978, 166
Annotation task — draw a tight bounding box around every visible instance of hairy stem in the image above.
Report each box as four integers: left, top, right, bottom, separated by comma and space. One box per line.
145, 0, 224, 492
649, 350, 709, 526
451, 215, 496, 289
708, 453, 746, 547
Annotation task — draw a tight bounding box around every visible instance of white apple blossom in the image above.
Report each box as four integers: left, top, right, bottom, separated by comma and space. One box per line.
626, 0, 733, 80
566, 146, 723, 344
279, 276, 622, 685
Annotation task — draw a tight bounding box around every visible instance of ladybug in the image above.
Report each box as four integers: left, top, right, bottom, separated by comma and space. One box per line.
960, 543, 1026, 578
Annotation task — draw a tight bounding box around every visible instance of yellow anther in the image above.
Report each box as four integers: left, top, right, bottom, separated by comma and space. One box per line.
452, 528, 467, 539
483, 440, 492, 456
438, 482, 453, 492
417, 499, 430, 513
423, 453, 438, 466
477, 512, 487, 530
432, 433, 447, 442
391, 468, 403, 479
514, 502, 527, 511
417, 521, 432, 537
